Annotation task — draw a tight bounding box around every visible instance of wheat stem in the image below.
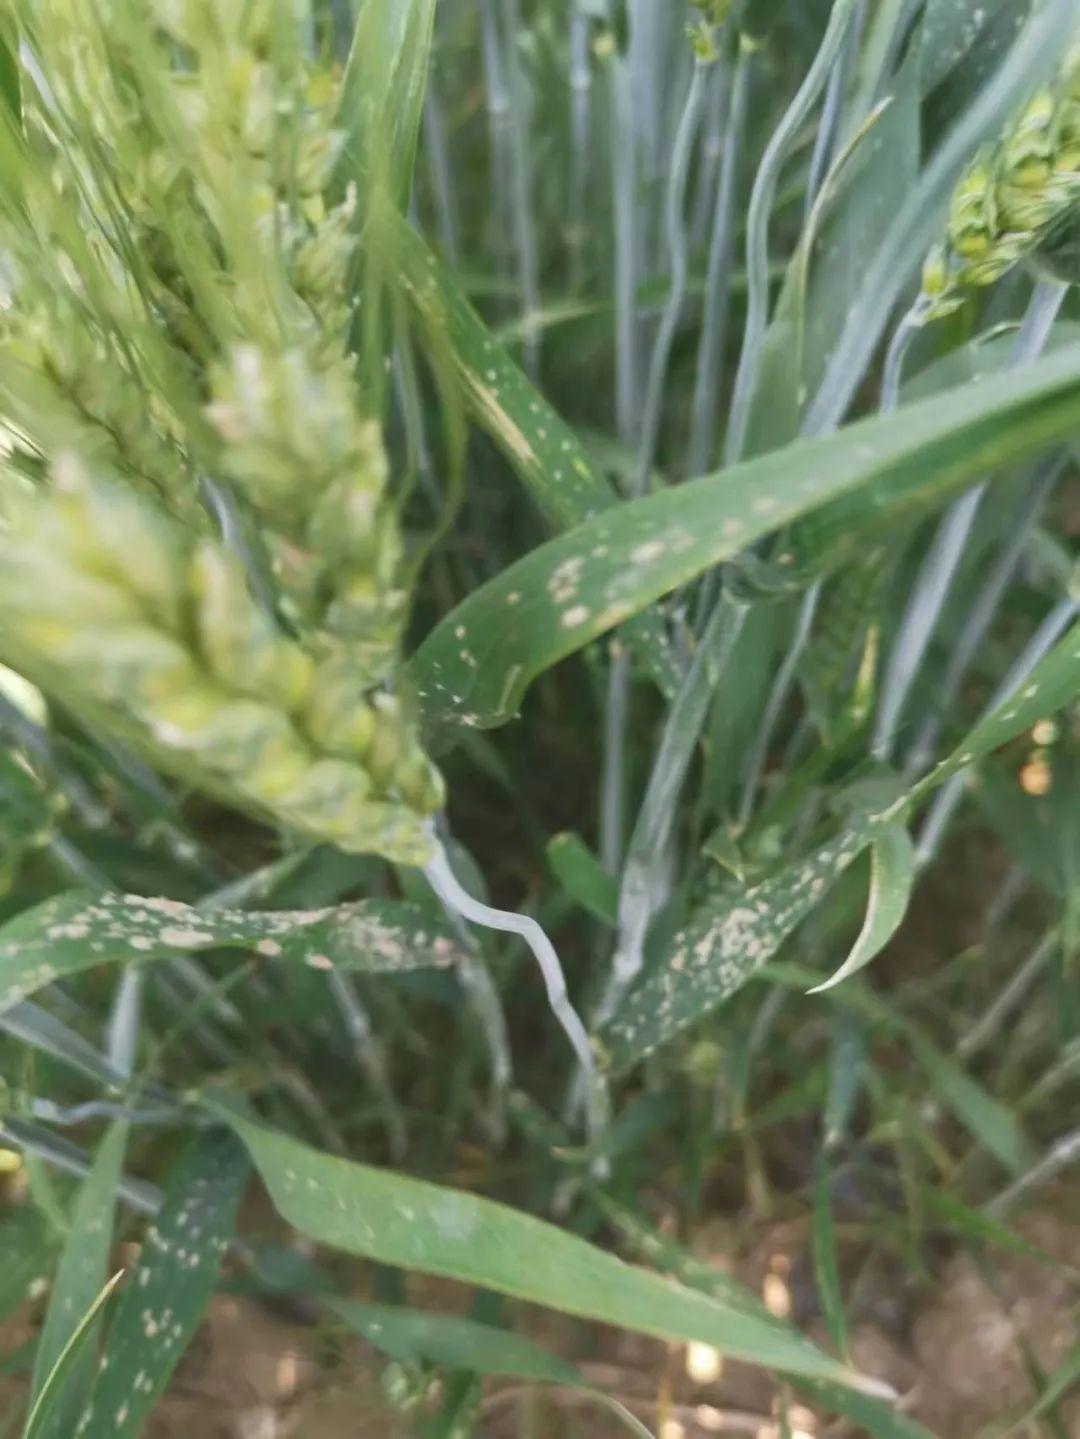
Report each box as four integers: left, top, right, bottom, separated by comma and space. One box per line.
726, 0, 860, 465
688, 37, 752, 476
873, 279, 1066, 762
905, 454, 1064, 774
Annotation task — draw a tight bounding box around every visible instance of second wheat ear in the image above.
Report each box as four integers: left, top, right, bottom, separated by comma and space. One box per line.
920, 43, 1080, 320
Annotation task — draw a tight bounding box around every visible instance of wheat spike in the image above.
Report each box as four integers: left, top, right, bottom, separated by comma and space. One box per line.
0, 0, 443, 862
921, 45, 1080, 319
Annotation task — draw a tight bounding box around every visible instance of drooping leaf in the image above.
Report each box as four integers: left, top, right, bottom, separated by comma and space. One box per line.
0, 891, 467, 1013
77, 1128, 248, 1439
217, 1105, 887, 1392
412, 344, 1080, 735
29, 1123, 128, 1439
810, 823, 915, 993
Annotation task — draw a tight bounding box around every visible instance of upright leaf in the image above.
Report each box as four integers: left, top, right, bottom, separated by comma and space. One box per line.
30, 1123, 128, 1439
337, 0, 438, 205
24, 1274, 123, 1439
77, 1128, 248, 1439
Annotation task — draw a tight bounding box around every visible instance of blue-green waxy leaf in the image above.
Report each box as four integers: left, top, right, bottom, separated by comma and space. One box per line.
810, 824, 915, 993
77, 1129, 248, 1439
0, 891, 467, 1013
411, 344, 1080, 735
218, 1107, 889, 1393
30, 1123, 128, 1438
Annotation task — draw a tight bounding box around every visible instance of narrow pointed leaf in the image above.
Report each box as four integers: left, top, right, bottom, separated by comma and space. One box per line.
30, 1123, 128, 1437
78, 1128, 248, 1439
331, 1301, 584, 1385
547, 832, 618, 925
23, 1273, 123, 1439
812, 1155, 847, 1357
810, 824, 915, 993
219, 1107, 887, 1392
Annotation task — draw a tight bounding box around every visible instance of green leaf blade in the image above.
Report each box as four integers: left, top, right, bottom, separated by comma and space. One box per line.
412, 344, 1080, 734
0, 892, 466, 1013
222, 1109, 887, 1393
78, 1128, 248, 1439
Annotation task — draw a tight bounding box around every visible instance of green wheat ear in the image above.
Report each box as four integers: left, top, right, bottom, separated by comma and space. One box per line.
920, 44, 1080, 321
0, 458, 440, 865
0, 0, 443, 864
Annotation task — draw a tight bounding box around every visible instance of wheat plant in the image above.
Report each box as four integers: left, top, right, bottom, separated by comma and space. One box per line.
0, 2, 1078, 1437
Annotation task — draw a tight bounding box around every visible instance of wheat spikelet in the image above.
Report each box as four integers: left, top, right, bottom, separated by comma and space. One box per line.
921, 45, 1080, 320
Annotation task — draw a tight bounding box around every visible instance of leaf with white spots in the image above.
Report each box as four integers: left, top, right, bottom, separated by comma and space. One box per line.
77, 1128, 248, 1439
603, 820, 874, 1072
411, 344, 1080, 734
0, 891, 467, 1013
606, 618, 1080, 1070
388, 212, 615, 528
29, 1122, 128, 1439
218, 1107, 888, 1393
809, 824, 915, 994
387, 211, 680, 700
